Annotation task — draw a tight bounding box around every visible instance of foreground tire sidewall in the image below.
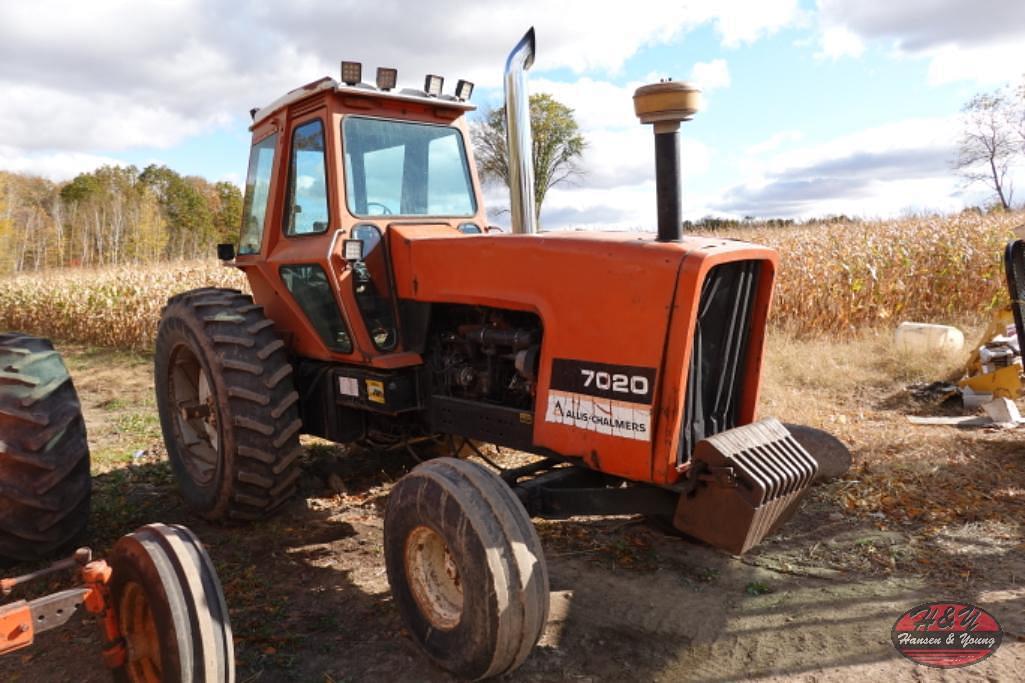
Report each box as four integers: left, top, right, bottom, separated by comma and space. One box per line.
0, 334, 91, 562
385, 471, 506, 679
109, 524, 234, 683
109, 534, 187, 681
155, 311, 235, 519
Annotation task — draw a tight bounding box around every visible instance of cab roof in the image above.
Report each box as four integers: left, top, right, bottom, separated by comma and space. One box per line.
251, 77, 476, 127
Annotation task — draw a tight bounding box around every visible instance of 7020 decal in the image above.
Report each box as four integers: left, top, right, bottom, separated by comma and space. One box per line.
550, 358, 656, 405
579, 369, 649, 396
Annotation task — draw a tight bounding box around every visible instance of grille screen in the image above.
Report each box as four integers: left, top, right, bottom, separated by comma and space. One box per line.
678, 260, 761, 465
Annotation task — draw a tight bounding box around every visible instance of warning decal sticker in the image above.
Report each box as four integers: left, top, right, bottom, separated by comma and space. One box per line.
544, 389, 652, 441
338, 376, 359, 397
366, 379, 385, 404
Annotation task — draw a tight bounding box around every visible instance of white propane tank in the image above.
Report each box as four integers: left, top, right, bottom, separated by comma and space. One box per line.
894, 322, 965, 354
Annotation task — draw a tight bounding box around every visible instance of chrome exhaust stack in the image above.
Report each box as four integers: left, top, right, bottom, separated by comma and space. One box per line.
504, 27, 537, 234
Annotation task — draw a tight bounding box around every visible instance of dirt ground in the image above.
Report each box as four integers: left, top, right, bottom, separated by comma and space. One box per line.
1, 330, 1023, 682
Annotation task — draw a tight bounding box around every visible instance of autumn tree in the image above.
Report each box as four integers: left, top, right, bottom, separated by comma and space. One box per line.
0, 164, 238, 275
1015, 76, 1025, 156
213, 181, 244, 244
471, 93, 586, 225
139, 165, 217, 259
956, 88, 1018, 210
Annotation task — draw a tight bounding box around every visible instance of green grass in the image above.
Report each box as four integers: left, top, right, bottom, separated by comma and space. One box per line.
114, 409, 160, 437
745, 581, 773, 596
98, 397, 131, 411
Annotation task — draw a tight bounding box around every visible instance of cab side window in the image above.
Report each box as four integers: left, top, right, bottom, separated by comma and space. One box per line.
239, 133, 277, 255
284, 119, 329, 236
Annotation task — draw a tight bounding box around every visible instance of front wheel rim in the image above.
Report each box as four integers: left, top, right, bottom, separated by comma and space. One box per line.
119, 581, 162, 682
404, 525, 464, 630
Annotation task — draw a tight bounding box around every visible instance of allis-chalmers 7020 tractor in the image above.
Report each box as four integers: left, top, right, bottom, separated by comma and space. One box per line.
155, 29, 838, 679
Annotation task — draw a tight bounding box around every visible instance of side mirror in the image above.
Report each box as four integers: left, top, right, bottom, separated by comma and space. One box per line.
216, 243, 236, 261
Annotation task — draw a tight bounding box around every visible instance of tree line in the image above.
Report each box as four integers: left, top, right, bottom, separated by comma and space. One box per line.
0, 165, 242, 275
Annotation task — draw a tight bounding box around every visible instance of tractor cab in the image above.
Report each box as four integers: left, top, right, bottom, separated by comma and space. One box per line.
233, 68, 486, 365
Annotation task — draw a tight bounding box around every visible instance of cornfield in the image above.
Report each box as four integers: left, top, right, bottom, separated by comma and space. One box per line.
0, 261, 247, 350
713, 212, 1022, 335
0, 212, 1021, 349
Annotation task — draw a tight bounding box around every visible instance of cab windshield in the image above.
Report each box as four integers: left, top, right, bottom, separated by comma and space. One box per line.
342, 116, 477, 218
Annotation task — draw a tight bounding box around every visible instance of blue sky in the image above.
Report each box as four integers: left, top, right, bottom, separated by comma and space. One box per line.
1, 1, 1022, 229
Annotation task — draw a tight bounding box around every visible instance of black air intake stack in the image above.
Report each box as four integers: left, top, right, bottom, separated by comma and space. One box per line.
633, 81, 700, 241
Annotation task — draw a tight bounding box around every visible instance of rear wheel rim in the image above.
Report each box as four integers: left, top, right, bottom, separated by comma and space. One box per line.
405, 525, 463, 630
119, 581, 162, 683
168, 343, 220, 487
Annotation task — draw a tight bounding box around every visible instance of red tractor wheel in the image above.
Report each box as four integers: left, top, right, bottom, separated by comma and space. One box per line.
384, 458, 549, 680
108, 523, 234, 682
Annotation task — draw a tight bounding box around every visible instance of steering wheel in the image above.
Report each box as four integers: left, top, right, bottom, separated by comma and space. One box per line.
366, 202, 393, 215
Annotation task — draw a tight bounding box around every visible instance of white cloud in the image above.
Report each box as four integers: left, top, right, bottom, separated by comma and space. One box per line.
815, 25, 865, 60
705, 0, 803, 47
515, 74, 711, 228
815, 1, 1025, 84
716, 116, 979, 218
690, 59, 732, 92
0, 146, 128, 181
745, 130, 804, 157
528, 78, 639, 132
0, 0, 800, 167
925, 42, 1025, 86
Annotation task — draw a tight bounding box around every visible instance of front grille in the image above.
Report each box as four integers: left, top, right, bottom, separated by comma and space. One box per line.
678, 260, 761, 465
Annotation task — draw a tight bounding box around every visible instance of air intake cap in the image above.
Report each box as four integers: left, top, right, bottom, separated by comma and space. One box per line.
633, 80, 700, 132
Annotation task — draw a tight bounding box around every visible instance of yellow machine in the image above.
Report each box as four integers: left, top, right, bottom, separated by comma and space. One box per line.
960, 239, 1025, 400
960, 306, 1024, 399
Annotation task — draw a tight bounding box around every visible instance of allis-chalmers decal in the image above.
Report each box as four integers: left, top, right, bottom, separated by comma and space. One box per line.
544, 359, 656, 441
891, 602, 1002, 668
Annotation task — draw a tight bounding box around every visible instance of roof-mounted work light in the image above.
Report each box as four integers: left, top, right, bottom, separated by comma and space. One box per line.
343, 239, 364, 261
455, 79, 474, 101
424, 74, 444, 97
340, 61, 363, 86
376, 67, 397, 91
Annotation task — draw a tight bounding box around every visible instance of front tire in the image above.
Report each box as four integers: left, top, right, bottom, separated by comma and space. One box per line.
384, 458, 549, 680
109, 523, 234, 682
154, 288, 302, 521
0, 334, 90, 562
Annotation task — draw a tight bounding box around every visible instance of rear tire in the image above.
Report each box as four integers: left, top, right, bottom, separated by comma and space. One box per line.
0, 334, 90, 562
109, 523, 234, 682
384, 458, 549, 680
154, 288, 302, 521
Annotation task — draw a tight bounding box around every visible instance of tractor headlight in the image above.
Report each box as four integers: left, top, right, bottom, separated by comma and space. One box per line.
424, 74, 444, 97
341, 61, 363, 86
376, 67, 397, 91
455, 79, 474, 101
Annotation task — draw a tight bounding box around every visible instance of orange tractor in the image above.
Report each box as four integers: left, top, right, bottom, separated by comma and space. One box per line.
0, 335, 233, 680
154, 29, 841, 679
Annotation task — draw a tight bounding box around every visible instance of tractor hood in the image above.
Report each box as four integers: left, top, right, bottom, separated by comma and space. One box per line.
387, 225, 778, 484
